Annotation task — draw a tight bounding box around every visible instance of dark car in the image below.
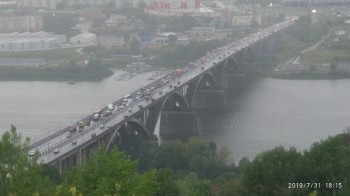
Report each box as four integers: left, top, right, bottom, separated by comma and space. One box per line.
84, 118, 91, 126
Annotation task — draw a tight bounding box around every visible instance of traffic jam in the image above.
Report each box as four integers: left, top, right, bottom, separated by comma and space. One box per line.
30, 17, 297, 157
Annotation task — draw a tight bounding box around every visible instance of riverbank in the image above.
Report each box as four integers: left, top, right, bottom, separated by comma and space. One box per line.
0, 64, 114, 82
272, 72, 350, 80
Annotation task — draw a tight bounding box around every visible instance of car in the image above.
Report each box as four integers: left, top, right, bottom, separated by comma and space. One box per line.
124, 114, 128, 118
128, 108, 133, 113
84, 119, 91, 126
72, 140, 77, 145
169, 84, 173, 88
159, 90, 163, 95
201, 67, 204, 70
28, 150, 35, 157
66, 133, 71, 138
100, 124, 105, 129
177, 81, 180, 85
78, 121, 84, 128
151, 98, 155, 102
107, 124, 112, 129
68, 124, 77, 132
53, 149, 59, 154
138, 104, 143, 109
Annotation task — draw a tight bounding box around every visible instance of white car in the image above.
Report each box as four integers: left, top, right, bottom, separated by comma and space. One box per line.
53, 149, 59, 154
28, 150, 35, 157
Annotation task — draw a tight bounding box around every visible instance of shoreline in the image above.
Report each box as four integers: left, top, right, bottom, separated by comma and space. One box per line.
270, 72, 350, 80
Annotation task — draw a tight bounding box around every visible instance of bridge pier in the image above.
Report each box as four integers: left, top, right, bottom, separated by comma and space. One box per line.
160, 110, 199, 139
220, 73, 246, 90
192, 89, 227, 110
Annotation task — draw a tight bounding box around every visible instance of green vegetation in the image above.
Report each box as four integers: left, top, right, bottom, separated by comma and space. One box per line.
147, 39, 226, 68
3, 125, 350, 195
301, 25, 350, 63
0, 60, 113, 81
0, 48, 86, 65
42, 13, 78, 35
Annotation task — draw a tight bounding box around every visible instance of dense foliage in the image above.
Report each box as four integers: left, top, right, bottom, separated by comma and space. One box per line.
149, 39, 225, 68
43, 14, 78, 35
0, 60, 113, 81
2, 125, 350, 195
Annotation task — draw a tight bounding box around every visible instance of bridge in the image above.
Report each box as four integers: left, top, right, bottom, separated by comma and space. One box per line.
29, 17, 297, 173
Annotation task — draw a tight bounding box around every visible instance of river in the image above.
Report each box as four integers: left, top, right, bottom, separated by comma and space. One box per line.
1, 72, 349, 164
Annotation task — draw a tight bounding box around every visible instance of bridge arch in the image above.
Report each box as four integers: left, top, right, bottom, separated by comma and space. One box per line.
197, 72, 218, 90
188, 72, 219, 106
160, 91, 191, 111
222, 56, 241, 75
106, 118, 150, 151
241, 46, 257, 68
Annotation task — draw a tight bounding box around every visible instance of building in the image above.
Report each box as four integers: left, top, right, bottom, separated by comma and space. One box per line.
104, 14, 127, 28
189, 27, 215, 39
97, 35, 125, 48
114, 0, 154, 8
70, 23, 90, 35
19, 0, 57, 9
0, 1, 18, 9
70, 33, 96, 46
151, 32, 176, 46
145, 0, 201, 16
232, 15, 262, 26
0, 15, 43, 33
176, 35, 190, 45
154, 0, 200, 9
0, 32, 66, 52
125, 62, 152, 72
64, 0, 111, 7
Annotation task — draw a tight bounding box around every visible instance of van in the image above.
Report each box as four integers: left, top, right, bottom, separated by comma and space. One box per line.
108, 104, 114, 110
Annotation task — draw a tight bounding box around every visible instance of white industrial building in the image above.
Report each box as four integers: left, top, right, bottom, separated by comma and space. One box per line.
0, 32, 66, 52
70, 33, 96, 46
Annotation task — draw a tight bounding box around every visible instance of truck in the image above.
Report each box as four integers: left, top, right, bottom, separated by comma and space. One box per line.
107, 104, 114, 111
93, 110, 102, 121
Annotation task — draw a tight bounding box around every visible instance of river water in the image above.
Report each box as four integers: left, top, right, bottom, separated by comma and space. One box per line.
1, 72, 349, 164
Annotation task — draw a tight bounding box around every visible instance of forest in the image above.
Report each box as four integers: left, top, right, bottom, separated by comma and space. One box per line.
1, 125, 350, 195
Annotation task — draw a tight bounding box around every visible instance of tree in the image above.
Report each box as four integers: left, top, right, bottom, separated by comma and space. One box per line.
57, 146, 162, 195
218, 146, 233, 165
154, 169, 179, 196
42, 14, 78, 34
128, 38, 141, 54
236, 146, 304, 196
177, 172, 213, 196
0, 125, 54, 195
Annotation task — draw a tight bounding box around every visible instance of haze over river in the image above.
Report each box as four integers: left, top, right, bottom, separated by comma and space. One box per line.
1, 71, 350, 163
